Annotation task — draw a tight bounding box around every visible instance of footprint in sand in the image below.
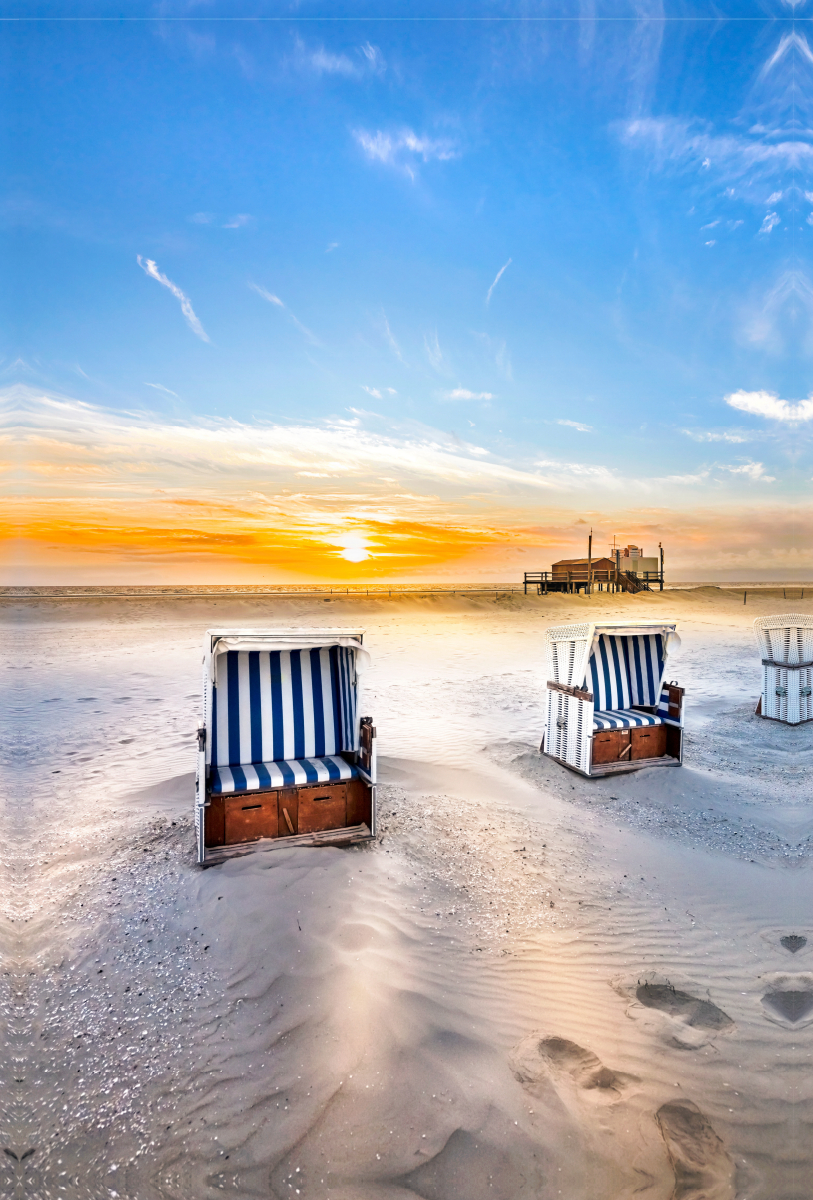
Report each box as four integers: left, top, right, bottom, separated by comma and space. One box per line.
656, 1099, 735, 1200
509, 1034, 636, 1104
632, 982, 734, 1048
636, 983, 734, 1032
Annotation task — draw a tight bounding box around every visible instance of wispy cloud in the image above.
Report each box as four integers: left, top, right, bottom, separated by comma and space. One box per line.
310, 46, 357, 76
725, 389, 813, 421
136, 257, 209, 342
380, 311, 404, 362
223, 213, 252, 229
249, 283, 320, 345
354, 128, 457, 180
190, 212, 214, 225
424, 331, 444, 371
759, 211, 780, 234
557, 419, 593, 432
296, 37, 385, 79
10, 388, 646, 498
683, 429, 750, 443
619, 117, 813, 199
326, 242, 339, 253
759, 30, 813, 78
742, 269, 813, 351
486, 258, 512, 305
250, 284, 284, 308
362, 386, 382, 399
445, 388, 494, 401
144, 383, 179, 398
359, 42, 385, 74
720, 461, 776, 483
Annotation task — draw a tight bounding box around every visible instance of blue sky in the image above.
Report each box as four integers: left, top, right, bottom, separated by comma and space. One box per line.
5, 2, 813, 581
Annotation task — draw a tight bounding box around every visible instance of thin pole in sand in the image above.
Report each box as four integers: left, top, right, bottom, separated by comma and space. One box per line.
744, 591, 747, 604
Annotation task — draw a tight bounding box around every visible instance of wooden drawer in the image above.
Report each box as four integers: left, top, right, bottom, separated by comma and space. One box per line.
224, 793, 279, 845
592, 729, 631, 765
631, 725, 667, 760
296, 782, 347, 835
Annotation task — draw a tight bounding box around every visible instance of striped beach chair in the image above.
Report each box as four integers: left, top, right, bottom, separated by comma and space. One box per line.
195, 629, 376, 863
754, 614, 813, 725
543, 621, 683, 776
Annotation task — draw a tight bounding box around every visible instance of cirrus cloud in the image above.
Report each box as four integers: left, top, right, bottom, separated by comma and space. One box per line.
136, 257, 209, 343
445, 389, 494, 401
354, 128, 457, 180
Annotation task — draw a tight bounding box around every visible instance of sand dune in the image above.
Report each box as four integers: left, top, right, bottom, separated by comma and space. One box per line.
2, 587, 812, 1199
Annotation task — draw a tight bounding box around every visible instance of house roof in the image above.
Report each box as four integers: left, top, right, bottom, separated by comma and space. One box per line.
552, 557, 616, 569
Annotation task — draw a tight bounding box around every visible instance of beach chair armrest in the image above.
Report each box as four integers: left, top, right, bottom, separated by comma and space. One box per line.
359, 717, 376, 773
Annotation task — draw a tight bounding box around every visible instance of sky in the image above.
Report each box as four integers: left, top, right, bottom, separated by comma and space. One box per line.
4, 0, 813, 583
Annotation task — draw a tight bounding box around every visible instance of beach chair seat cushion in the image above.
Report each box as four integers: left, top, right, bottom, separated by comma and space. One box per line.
593, 708, 663, 731
211, 754, 358, 795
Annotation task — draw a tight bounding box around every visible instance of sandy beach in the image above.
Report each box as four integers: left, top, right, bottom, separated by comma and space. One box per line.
2, 587, 812, 1200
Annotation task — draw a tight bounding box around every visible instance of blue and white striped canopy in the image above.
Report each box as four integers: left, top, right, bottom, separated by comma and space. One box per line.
588, 633, 665, 710
211, 646, 357, 768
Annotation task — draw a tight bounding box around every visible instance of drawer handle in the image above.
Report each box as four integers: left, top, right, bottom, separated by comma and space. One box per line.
241, 804, 262, 811
313, 795, 331, 803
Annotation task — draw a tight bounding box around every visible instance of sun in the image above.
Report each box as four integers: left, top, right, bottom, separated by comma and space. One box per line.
337, 534, 371, 563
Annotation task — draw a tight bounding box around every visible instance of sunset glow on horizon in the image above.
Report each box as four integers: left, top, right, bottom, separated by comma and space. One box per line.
4, 12, 812, 583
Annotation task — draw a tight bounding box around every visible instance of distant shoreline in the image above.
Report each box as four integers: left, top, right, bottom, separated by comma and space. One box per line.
2, 581, 811, 600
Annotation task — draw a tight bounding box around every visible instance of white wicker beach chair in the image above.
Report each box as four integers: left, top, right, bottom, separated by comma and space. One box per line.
753, 614, 813, 725
195, 628, 376, 863
542, 620, 683, 776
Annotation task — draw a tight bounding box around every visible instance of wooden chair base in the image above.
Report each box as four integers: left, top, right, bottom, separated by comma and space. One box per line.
202, 822, 373, 865
545, 751, 681, 778
204, 778, 372, 848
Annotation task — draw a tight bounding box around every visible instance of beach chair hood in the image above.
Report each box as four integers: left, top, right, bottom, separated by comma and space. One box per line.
545, 620, 680, 696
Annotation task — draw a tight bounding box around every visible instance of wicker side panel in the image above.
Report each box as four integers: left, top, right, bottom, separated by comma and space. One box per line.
547, 636, 590, 688
802, 668, 813, 723
195, 649, 209, 864
545, 688, 591, 772
763, 663, 813, 724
